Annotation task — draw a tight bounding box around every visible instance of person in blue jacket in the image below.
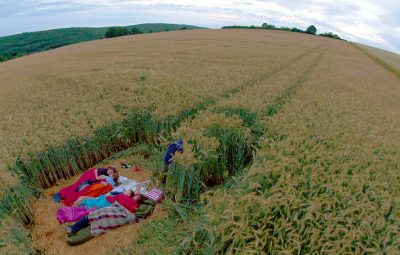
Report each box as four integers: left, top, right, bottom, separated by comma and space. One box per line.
163, 139, 184, 171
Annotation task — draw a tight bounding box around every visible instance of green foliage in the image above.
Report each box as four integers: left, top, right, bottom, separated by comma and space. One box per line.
0, 217, 36, 255
319, 32, 341, 39
224, 22, 337, 41
166, 120, 254, 203
105, 27, 129, 38
113, 104, 128, 116
261, 23, 275, 29
290, 27, 303, 33
114, 202, 200, 255
222, 25, 260, 29
130, 27, 143, 35
0, 24, 205, 62
1, 96, 217, 225
306, 25, 317, 34
0, 27, 106, 62
216, 107, 264, 142
0, 183, 36, 225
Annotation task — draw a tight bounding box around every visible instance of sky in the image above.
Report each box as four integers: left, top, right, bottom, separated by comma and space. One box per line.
0, 0, 399, 53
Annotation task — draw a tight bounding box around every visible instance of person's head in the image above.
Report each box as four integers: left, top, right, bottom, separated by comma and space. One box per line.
133, 194, 145, 204
123, 189, 134, 197
107, 166, 119, 180
107, 166, 117, 176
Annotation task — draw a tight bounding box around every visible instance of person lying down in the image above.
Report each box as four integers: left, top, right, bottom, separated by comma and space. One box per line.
73, 188, 142, 211
54, 166, 122, 205
65, 190, 156, 246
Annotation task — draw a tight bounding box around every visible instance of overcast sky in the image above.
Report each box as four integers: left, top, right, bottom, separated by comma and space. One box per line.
0, 0, 399, 53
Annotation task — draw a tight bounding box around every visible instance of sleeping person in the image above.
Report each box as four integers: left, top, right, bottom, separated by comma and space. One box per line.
65, 190, 145, 234
54, 166, 121, 205
73, 189, 142, 211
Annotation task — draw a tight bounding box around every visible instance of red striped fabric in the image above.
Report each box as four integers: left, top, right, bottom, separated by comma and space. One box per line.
145, 188, 164, 203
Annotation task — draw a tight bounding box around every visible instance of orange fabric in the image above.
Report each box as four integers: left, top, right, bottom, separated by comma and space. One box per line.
63, 182, 112, 206
84, 183, 113, 198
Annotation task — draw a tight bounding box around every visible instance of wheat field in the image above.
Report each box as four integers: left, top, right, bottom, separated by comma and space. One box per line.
0, 29, 318, 188
357, 44, 400, 70
0, 29, 399, 254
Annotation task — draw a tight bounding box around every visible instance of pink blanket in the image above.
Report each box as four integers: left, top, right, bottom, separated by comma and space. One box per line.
57, 206, 95, 224
59, 168, 96, 204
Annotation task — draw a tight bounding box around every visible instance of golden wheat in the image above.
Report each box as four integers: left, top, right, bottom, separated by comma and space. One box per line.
195, 39, 400, 254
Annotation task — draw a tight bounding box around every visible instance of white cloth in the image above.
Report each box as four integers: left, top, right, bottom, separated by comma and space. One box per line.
113, 177, 150, 195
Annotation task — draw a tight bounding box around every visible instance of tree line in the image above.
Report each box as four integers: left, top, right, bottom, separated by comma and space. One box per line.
105, 27, 143, 38
105, 26, 188, 38
222, 23, 342, 40
0, 24, 198, 62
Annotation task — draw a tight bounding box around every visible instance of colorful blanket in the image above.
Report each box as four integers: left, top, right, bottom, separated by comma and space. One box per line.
79, 194, 111, 209
57, 206, 95, 224
63, 182, 113, 206
88, 202, 136, 236
59, 168, 97, 202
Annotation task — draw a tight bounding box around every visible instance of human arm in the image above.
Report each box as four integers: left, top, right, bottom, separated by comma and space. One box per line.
72, 196, 90, 207
97, 175, 107, 181
117, 176, 129, 184
106, 194, 138, 213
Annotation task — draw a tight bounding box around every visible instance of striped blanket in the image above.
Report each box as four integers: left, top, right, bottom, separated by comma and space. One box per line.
87, 202, 137, 236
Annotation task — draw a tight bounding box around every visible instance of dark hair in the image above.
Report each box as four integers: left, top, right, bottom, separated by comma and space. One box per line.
107, 166, 117, 173
124, 190, 134, 198
134, 194, 145, 204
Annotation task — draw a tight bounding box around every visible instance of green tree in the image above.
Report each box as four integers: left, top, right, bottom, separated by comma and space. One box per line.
261, 23, 275, 29
290, 27, 303, 33
306, 25, 317, 34
131, 27, 143, 35
105, 27, 129, 38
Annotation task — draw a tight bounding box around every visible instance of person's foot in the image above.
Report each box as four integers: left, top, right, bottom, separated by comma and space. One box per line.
53, 192, 61, 203
65, 226, 74, 234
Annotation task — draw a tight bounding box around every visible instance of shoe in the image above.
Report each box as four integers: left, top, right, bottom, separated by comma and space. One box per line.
121, 163, 132, 169
65, 226, 74, 234
53, 193, 61, 203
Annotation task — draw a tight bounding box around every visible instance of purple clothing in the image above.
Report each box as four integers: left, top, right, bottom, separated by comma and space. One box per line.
97, 168, 108, 176
57, 206, 95, 224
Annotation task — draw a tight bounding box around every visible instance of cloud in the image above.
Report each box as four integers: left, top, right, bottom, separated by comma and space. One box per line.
0, 0, 399, 53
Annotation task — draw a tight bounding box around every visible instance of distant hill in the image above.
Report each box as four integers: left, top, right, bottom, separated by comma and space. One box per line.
0, 23, 205, 62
